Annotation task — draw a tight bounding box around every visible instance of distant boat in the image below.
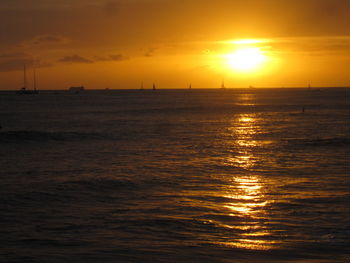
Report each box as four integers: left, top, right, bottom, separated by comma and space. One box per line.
189, 84, 192, 89
140, 82, 144, 90
69, 86, 85, 94
16, 64, 39, 94
221, 81, 226, 89
33, 68, 37, 91
307, 84, 321, 92
153, 83, 156, 90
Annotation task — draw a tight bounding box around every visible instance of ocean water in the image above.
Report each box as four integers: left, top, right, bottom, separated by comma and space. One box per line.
0, 88, 349, 263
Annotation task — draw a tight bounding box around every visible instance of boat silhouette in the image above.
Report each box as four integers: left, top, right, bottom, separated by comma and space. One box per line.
221, 81, 226, 89
16, 65, 39, 94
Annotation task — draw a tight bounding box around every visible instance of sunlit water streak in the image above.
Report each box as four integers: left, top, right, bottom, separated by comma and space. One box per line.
0, 88, 350, 262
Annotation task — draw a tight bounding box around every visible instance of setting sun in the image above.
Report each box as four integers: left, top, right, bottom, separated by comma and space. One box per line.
2, 1, 350, 262
225, 47, 267, 72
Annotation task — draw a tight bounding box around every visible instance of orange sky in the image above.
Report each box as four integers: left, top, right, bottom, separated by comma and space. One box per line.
1, 0, 350, 89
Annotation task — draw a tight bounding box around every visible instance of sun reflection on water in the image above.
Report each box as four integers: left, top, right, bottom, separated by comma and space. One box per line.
224, 176, 267, 217
225, 112, 260, 168
220, 175, 274, 250
218, 96, 276, 250
236, 93, 256, 106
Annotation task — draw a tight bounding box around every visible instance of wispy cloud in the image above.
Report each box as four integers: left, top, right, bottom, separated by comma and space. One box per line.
144, 47, 157, 57
266, 36, 350, 56
0, 59, 33, 72
19, 35, 70, 49
59, 53, 128, 64
0, 52, 27, 59
198, 36, 350, 57
103, 1, 120, 16
58, 55, 94, 64
109, 54, 128, 61
94, 54, 128, 61
0, 58, 50, 72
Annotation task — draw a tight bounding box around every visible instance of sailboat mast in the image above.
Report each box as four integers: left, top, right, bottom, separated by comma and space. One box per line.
23, 64, 27, 89
33, 68, 37, 91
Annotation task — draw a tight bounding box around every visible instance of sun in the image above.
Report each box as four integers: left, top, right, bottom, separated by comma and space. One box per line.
225, 47, 267, 72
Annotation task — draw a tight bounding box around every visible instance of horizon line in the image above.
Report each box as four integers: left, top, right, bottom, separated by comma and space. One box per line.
2, 86, 350, 92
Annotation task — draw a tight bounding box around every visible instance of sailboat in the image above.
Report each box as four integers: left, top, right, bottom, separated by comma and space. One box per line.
307, 83, 321, 92
33, 67, 38, 93
16, 64, 39, 94
189, 84, 192, 89
221, 81, 226, 89
152, 83, 156, 90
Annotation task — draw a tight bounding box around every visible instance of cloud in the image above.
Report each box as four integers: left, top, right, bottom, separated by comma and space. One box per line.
0, 0, 110, 9
0, 59, 33, 72
208, 36, 350, 57
0, 52, 27, 59
144, 47, 157, 57
58, 55, 94, 64
268, 36, 350, 56
19, 35, 70, 48
93, 54, 128, 61
0, 58, 50, 72
109, 54, 128, 61
103, 1, 120, 16
58, 53, 128, 65
32, 35, 68, 45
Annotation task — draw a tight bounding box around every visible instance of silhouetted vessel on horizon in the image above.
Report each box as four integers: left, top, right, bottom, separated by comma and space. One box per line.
69, 86, 85, 94
16, 65, 39, 94
221, 81, 226, 89
140, 82, 144, 90
307, 83, 321, 92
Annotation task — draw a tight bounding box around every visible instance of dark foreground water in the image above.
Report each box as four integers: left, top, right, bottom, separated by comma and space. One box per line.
0, 88, 350, 263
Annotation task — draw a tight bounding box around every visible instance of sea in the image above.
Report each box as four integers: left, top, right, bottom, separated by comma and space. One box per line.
0, 88, 349, 263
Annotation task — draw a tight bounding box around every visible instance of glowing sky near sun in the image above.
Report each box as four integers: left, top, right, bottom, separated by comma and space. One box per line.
1, 0, 350, 89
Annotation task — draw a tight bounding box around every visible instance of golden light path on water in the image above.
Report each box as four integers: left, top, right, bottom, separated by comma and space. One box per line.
218, 93, 277, 250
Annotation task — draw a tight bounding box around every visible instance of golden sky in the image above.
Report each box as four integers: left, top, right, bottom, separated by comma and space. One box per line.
1, 0, 350, 89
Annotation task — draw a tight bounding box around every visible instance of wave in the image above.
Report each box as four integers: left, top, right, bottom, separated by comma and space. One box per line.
285, 136, 350, 147
55, 177, 138, 193
0, 130, 112, 143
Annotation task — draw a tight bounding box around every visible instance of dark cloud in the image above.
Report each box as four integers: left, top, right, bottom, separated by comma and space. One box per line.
144, 47, 157, 57
0, 52, 27, 59
19, 35, 69, 48
32, 35, 68, 45
58, 55, 94, 64
109, 54, 127, 61
93, 56, 108, 61
57, 53, 127, 65
93, 54, 128, 61
0, 58, 50, 72
0, 0, 110, 9
0, 59, 33, 72
103, 1, 120, 16
0, 49, 51, 72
